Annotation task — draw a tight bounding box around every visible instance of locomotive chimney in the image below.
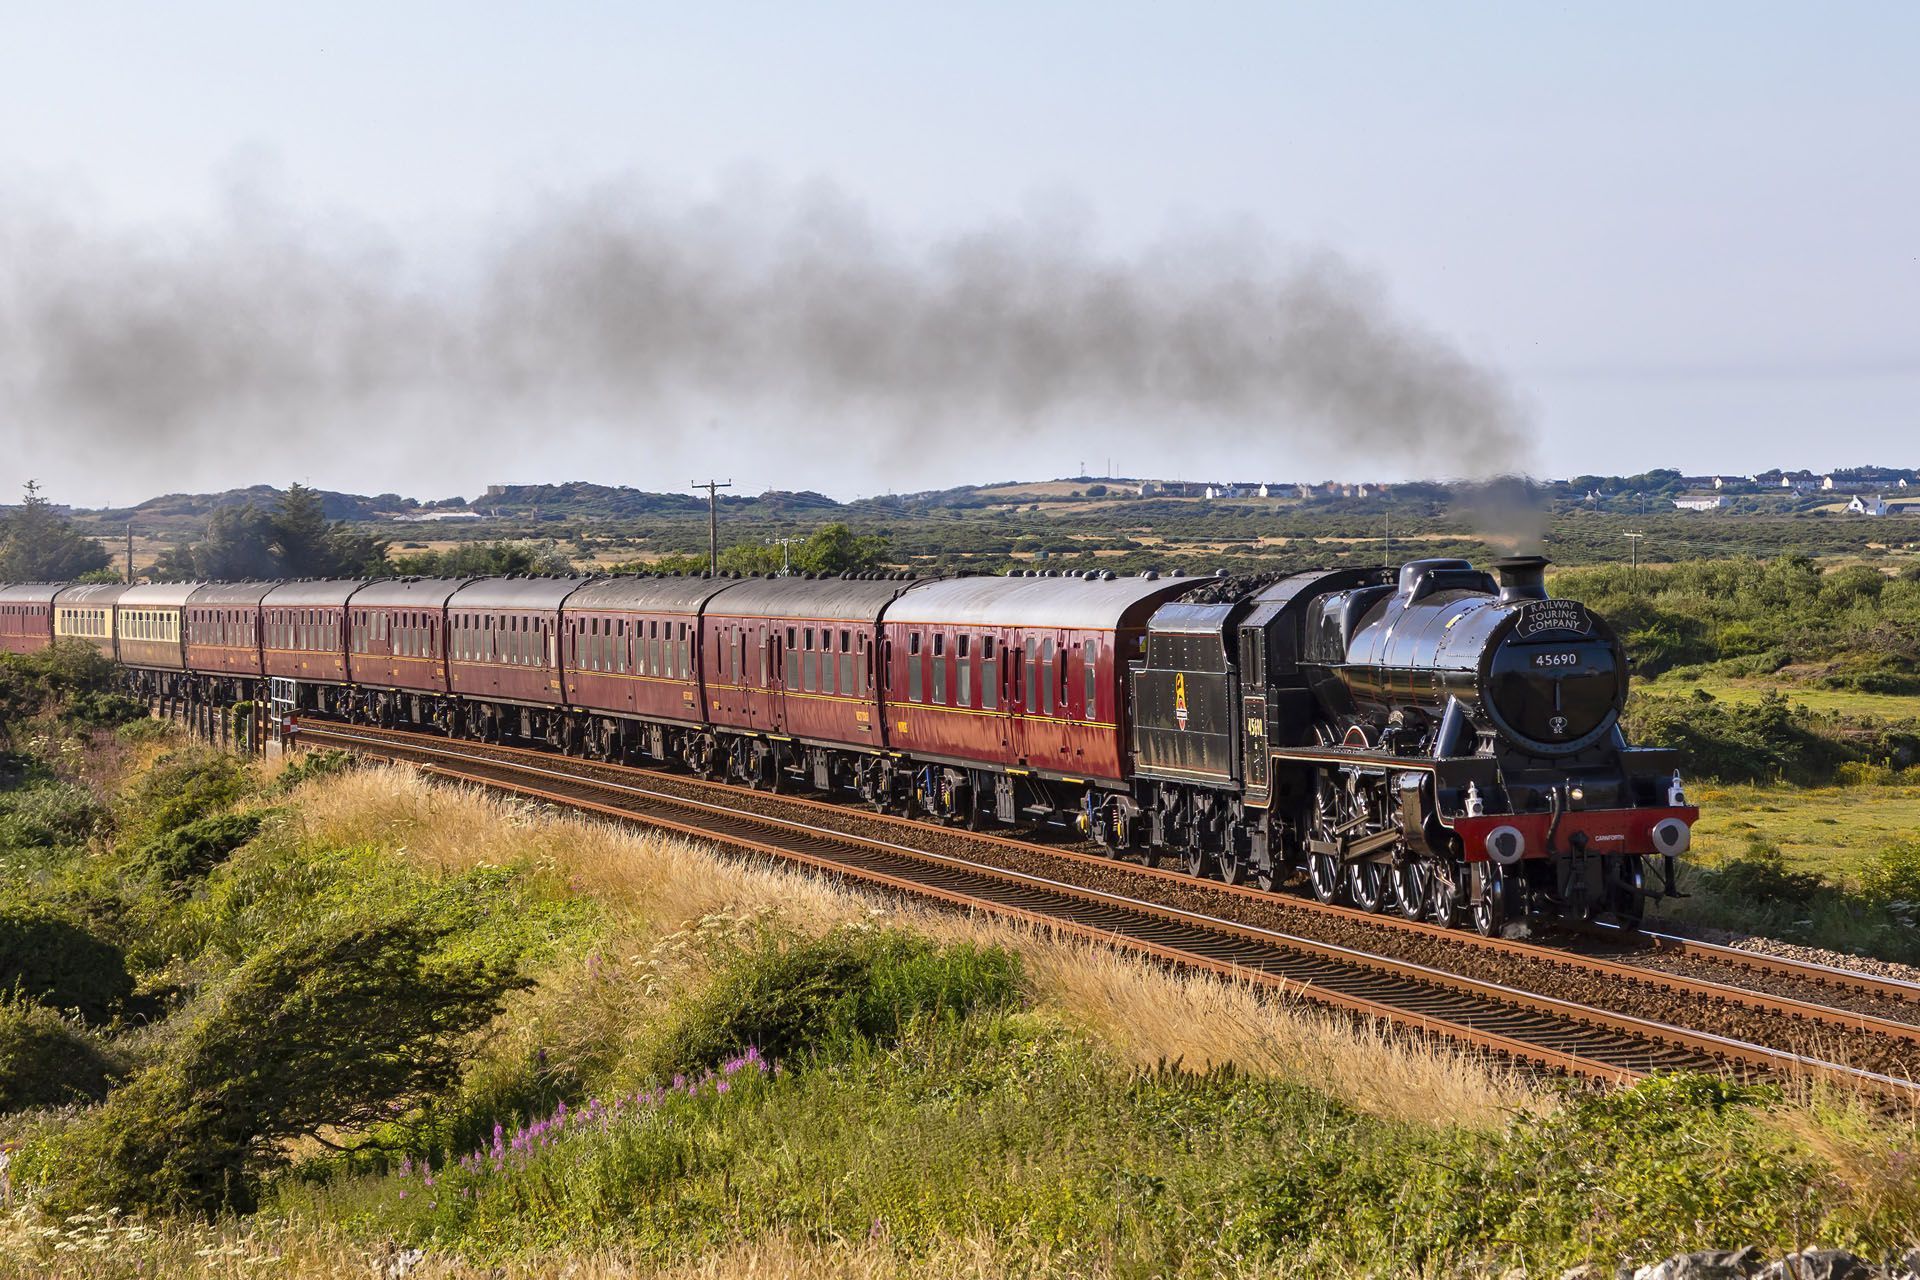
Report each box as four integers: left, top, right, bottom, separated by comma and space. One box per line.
1490, 555, 1550, 602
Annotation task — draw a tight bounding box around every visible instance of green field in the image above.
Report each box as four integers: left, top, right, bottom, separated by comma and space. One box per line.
1640, 671, 1920, 722
1685, 779, 1920, 882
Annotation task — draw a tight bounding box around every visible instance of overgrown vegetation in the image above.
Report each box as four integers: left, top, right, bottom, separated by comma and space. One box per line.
0, 738, 1912, 1276
1655, 833, 1920, 963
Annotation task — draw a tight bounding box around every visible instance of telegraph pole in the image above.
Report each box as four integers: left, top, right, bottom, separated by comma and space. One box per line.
125, 522, 134, 584
692, 479, 733, 576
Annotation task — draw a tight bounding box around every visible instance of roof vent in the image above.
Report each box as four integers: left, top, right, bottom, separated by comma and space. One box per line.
1100, 570, 1116, 581
1143, 570, 1160, 581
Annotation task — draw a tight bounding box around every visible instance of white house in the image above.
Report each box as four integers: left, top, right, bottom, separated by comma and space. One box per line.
1848, 494, 1890, 516
1672, 495, 1726, 512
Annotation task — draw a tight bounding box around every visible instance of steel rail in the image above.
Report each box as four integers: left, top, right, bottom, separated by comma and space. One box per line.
293, 721, 1920, 1045
294, 721, 1920, 1094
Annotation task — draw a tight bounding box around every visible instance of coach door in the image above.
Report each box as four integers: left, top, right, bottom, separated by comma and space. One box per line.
1238, 625, 1270, 806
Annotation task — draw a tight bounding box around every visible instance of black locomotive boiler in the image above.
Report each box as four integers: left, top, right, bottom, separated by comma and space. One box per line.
1124, 556, 1694, 934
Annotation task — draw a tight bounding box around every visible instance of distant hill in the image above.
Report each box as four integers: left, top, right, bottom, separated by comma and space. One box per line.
39, 465, 1920, 536
473, 483, 843, 520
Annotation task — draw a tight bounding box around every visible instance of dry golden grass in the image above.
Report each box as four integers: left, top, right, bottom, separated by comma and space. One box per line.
1016, 936, 1542, 1124
0, 1210, 1090, 1280
289, 764, 1538, 1128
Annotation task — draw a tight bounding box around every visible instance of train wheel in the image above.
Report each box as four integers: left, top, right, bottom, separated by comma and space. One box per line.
1469, 863, 1508, 937
1184, 842, 1208, 879
1348, 861, 1390, 913
1214, 845, 1248, 887
1426, 864, 1464, 928
1604, 855, 1648, 930
1391, 858, 1431, 922
1307, 852, 1344, 904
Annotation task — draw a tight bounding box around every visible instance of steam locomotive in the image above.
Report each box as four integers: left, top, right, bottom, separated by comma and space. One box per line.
0, 554, 1694, 933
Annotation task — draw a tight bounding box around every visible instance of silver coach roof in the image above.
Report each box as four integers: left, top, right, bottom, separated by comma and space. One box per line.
186, 582, 278, 608
347, 578, 478, 608
260, 579, 376, 609
57, 582, 136, 608
564, 575, 740, 614
703, 575, 921, 623
446, 577, 593, 612
887, 573, 1203, 631
118, 582, 201, 609
0, 583, 66, 605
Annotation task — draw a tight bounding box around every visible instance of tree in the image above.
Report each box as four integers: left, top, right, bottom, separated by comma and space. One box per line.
0, 482, 111, 581
45, 912, 528, 1215
794, 523, 891, 574
388, 541, 573, 577
186, 504, 282, 580
601, 523, 892, 579
271, 482, 333, 575
148, 484, 392, 580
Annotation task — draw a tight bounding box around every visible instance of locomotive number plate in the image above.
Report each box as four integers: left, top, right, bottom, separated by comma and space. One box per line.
1530, 650, 1583, 669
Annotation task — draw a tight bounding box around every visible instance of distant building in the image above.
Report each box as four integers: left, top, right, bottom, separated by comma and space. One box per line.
1847, 494, 1890, 516
1672, 495, 1727, 512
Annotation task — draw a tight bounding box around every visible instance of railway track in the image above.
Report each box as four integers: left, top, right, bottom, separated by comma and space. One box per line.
290, 720, 1920, 1094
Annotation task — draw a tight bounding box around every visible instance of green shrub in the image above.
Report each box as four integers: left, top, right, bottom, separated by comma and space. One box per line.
1467, 1075, 1823, 1265
0, 997, 117, 1111
0, 781, 110, 850
652, 927, 1022, 1075
44, 910, 531, 1215
1857, 840, 1920, 910
131, 811, 265, 894
0, 905, 133, 1021
273, 749, 359, 793
1701, 837, 1828, 907
1626, 690, 1857, 785
117, 749, 252, 848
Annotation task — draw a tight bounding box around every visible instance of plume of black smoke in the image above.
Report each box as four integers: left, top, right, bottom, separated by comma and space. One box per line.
0, 178, 1536, 490
1455, 474, 1550, 556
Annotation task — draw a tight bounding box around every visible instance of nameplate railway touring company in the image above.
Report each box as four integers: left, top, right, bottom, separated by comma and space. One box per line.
1512, 599, 1594, 640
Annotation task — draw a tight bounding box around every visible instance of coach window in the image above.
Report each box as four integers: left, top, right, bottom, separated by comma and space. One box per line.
1059, 640, 1071, 714
838, 630, 853, 697
1037, 638, 1053, 715
906, 632, 922, 702
931, 633, 946, 706
956, 635, 972, 705
800, 627, 815, 693
1084, 640, 1099, 718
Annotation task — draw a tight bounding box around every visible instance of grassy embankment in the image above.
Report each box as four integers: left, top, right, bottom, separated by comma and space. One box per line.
2, 696, 1919, 1277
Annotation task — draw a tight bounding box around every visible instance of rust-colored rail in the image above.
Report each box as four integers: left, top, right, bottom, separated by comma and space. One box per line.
294, 721, 1920, 1094
293, 720, 1920, 1048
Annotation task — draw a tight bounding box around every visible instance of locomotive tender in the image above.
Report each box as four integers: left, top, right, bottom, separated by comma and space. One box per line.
0, 555, 1695, 934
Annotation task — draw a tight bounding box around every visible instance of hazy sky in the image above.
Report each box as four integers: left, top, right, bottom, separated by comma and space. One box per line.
2, 2, 1916, 506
